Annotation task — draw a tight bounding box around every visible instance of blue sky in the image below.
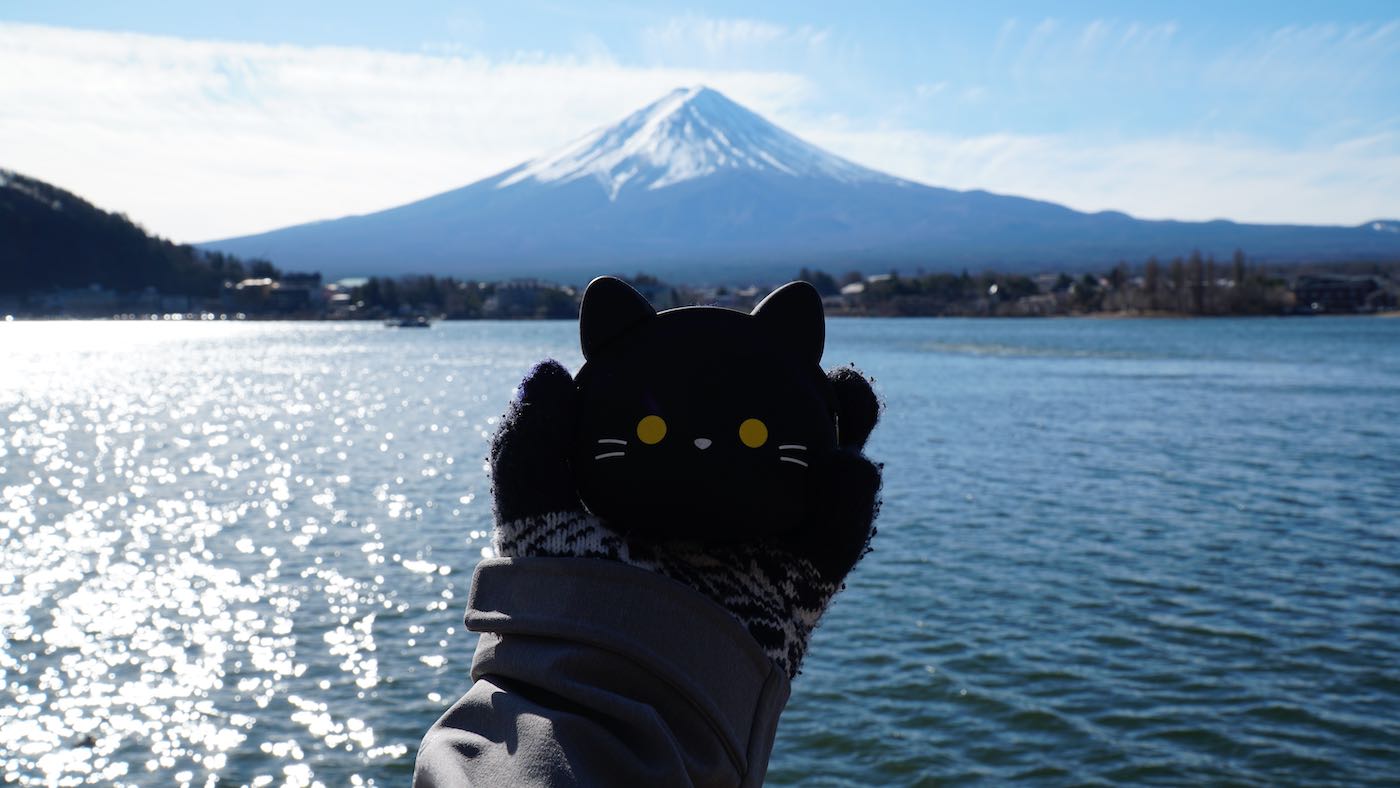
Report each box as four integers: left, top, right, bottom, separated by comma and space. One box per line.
2, 1, 1397, 241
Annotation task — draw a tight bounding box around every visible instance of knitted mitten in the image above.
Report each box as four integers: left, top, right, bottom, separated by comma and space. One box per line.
488, 358, 881, 678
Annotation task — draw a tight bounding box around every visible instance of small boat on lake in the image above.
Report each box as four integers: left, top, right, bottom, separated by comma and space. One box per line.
386, 316, 431, 328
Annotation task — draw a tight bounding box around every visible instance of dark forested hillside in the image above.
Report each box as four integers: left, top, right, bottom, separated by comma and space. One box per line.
0, 169, 269, 295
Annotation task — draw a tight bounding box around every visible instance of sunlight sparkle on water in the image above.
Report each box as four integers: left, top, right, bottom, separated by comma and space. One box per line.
0, 322, 524, 786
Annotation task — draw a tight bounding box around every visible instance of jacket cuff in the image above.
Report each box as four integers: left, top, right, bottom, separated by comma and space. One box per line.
466, 556, 791, 784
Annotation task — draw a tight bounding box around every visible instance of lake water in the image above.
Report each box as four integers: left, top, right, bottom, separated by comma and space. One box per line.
1, 317, 1398, 786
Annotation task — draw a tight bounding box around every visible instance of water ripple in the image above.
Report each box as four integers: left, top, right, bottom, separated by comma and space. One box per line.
3, 318, 1399, 785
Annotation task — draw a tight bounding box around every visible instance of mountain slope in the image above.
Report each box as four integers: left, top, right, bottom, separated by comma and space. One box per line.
0, 169, 269, 295
204, 87, 1400, 281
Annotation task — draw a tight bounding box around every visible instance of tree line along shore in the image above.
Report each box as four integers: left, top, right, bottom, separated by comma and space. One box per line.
347, 254, 1399, 319
6, 253, 1397, 321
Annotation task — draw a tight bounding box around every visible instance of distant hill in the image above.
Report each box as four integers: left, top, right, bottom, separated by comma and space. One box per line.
202, 86, 1400, 283
0, 169, 271, 295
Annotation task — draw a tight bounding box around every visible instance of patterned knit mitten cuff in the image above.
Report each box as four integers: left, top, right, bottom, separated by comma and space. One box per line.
494, 509, 839, 678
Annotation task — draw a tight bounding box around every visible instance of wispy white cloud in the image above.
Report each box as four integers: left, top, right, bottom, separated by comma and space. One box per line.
999, 16, 1179, 79
1, 20, 1395, 247
1077, 20, 1110, 53
993, 18, 1019, 57
0, 22, 808, 241
641, 15, 831, 61
995, 15, 1393, 103
803, 126, 1400, 226
1206, 20, 1400, 92
914, 81, 947, 98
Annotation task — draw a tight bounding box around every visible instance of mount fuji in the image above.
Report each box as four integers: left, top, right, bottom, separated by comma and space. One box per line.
204, 86, 1400, 281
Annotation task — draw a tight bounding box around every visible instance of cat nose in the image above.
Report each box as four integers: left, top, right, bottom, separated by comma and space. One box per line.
694, 438, 712, 450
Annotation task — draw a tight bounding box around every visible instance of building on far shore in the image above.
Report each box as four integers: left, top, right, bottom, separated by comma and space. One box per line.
1292, 274, 1396, 313
221, 273, 323, 314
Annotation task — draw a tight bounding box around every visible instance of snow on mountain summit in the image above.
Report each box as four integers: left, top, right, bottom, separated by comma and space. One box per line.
498, 86, 895, 199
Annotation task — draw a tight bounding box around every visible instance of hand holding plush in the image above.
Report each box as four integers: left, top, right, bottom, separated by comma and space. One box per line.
488, 276, 882, 677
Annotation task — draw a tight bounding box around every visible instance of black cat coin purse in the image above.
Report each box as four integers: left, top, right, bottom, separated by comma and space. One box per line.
573, 277, 840, 540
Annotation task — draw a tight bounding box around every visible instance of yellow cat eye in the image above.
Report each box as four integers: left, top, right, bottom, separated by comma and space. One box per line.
636, 415, 667, 445
738, 418, 768, 448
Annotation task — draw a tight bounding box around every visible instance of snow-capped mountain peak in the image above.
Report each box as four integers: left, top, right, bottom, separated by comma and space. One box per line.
202, 86, 1400, 281
498, 86, 893, 199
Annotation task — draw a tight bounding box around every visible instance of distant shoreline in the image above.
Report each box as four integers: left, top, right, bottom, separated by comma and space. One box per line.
6, 311, 1398, 323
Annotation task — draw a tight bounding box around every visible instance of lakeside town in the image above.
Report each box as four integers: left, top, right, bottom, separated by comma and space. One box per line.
5, 253, 1398, 321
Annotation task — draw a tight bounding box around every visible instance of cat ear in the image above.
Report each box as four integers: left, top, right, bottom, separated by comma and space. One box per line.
580, 276, 657, 360
751, 281, 825, 365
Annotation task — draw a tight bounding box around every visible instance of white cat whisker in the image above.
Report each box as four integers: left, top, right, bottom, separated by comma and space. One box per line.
778, 444, 807, 451
779, 457, 809, 467
596, 438, 628, 445
594, 451, 627, 460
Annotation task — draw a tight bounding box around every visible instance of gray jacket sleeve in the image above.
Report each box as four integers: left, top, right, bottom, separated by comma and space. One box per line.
412, 557, 792, 787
